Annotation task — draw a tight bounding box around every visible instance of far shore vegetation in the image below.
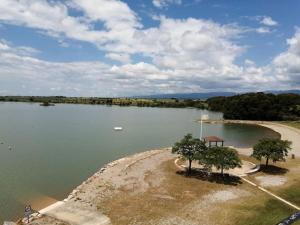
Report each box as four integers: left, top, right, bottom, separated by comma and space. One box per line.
1, 92, 300, 121
0, 96, 207, 109
207, 92, 300, 121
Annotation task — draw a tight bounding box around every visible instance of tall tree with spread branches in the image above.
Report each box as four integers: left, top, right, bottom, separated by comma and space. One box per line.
252, 138, 292, 168
172, 134, 207, 175
204, 146, 242, 176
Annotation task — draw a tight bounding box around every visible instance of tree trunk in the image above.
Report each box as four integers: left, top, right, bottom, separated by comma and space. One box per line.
266, 157, 269, 168
221, 165, 224, 177
188, 158, 192, 175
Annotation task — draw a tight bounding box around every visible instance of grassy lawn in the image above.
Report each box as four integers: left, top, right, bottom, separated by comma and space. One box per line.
233, 197, 299, 225
277, 121, 300, 130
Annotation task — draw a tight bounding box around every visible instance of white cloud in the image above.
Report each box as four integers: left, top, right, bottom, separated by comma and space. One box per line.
152, 0, 182, 8
0, 0, 140, 49
244, 59, 255, 66
71, 0, 141, 30
256, 27, 271, 34
260, 16, 278, 26
0, 1, 298, 95
0, 39, 40, 56
105, 53, 131, 64
273, 28, 300, 85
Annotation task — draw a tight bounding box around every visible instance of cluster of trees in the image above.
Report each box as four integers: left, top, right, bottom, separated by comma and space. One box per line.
173, 134, 292, 176
172, 134, 241, 176
207, 92, 300, 121
0, 96, 207, 109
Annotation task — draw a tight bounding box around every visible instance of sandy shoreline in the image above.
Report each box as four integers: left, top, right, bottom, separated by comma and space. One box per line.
204, 120, 300, 157
15, 121, 299, 225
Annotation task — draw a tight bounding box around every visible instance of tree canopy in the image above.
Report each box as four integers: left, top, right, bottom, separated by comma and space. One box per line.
252, 138, 292, 167
172, 134, 207, 175
0, 96, 207, 109
204, 146, 242, 176
207, 92, 300, 121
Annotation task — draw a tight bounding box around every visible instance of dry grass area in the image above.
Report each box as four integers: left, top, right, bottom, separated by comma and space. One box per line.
247, 157, 300, 203
231, 155, 300, 225
97, 159, 252, 225
27, 148, 300, 225
97, 154, 300, 225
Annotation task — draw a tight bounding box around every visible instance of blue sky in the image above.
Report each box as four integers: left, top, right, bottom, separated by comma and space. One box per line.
0, 0, 299, 96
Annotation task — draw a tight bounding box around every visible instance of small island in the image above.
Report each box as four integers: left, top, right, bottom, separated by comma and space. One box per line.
39, 102, 55, 107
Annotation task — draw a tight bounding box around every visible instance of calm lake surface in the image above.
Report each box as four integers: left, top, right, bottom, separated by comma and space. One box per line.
0, 103, 279, 221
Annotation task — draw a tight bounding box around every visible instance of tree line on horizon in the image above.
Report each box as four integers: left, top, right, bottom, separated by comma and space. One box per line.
0, 96, 207, 109
1, 92, 300, 121
206, 92, 300, 121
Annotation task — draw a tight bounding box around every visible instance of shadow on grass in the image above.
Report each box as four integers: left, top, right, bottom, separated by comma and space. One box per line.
259, 164, 289, 175
176, 168, 242, 186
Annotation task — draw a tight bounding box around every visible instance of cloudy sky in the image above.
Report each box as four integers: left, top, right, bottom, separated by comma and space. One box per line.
0, 0, 299, 97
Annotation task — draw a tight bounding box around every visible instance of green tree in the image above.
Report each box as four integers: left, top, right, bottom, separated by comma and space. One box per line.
252, 138, 292, 168
172, 134, 207, 175
204, 147, 241, 176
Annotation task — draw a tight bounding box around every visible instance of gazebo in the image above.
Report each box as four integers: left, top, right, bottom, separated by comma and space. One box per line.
204, 136, 224, 147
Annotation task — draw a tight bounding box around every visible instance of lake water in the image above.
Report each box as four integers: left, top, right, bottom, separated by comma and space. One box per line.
0, 103, 279, 222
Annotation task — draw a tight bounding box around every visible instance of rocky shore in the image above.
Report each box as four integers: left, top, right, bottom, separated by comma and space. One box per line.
15, 148, 173, 225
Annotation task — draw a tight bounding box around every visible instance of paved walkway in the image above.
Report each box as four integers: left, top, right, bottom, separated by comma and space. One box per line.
174, 158, 259, 177
39, 202, 111, 225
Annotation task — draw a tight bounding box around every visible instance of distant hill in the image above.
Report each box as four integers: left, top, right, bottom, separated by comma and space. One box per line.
134, 90, 300, 100
134, 92, 236, 100
266, 90, 300, 95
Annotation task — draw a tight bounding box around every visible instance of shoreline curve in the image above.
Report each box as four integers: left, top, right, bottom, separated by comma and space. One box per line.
16, 121, 300, 224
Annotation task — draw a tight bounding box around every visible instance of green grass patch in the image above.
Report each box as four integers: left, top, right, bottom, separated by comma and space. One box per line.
279, 183, 300, 206
278, 121, 300, 130
234, 198, 298, 225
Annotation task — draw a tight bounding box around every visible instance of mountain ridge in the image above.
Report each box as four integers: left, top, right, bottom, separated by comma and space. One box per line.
133, 90, 300, 100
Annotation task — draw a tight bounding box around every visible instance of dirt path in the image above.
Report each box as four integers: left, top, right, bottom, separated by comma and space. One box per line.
174, 158, 259, 177
39, 201, 110, 225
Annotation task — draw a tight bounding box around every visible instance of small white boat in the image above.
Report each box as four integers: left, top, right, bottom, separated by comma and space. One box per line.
114, 127, 123, 131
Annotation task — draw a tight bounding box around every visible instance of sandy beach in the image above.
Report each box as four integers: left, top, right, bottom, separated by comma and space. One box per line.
15, 121, 299, 225
205, 120, 300, 157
